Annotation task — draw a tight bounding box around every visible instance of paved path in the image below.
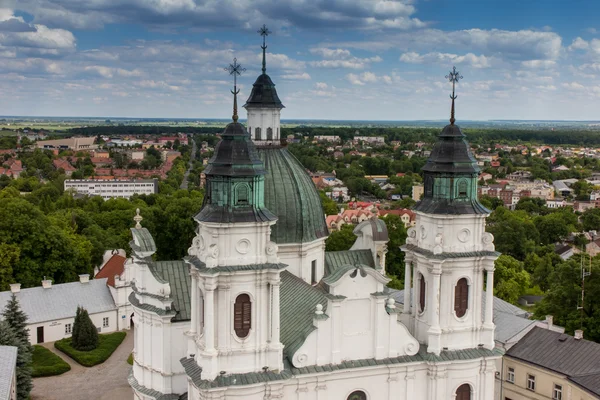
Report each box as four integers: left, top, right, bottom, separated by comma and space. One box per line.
31, 331, 134, 400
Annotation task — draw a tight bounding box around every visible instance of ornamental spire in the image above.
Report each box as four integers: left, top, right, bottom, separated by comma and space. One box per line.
134, 208, 143, 229
258, 24, 271, 75
224, 57, 246, 123
445, 66, 463, 125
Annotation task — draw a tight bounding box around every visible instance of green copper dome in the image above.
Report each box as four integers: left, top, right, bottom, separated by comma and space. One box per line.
258, 147, 328, 244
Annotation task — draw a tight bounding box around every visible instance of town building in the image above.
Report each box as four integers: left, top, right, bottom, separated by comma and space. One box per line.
313, 135, 341, 143
0, 277, 117, 344
127, 44, 499, 400
36, 137, 97, 151
353, 136, 386, 145
94, 250, 133, 331
0, 346, 17, 400
503, 327, 600, 400
64, 178, 158, 199
412, 184, 424, 201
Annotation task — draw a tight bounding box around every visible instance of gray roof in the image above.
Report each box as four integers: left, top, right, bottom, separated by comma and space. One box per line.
131, 227, 157, 253
506, 327, 600, 396
389, 289, 531, 344
0, 278, 116, 324
0, 346, 16, 400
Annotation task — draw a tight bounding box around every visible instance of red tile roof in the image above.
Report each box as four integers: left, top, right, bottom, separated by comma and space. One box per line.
95, 254, 126, 287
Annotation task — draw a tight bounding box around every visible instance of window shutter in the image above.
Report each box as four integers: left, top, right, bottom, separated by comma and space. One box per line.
455, 278, 469, 318
419, 274, 426, 313
234, 294, 251, 338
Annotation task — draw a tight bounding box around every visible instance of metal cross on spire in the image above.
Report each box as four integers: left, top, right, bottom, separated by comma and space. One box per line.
224, 57, 246, 122
258, 24, 271, 74
445, 66, 463, 125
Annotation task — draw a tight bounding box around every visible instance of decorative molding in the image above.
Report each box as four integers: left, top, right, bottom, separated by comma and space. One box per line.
236, 239, 251, 254
457, 228, 471, 243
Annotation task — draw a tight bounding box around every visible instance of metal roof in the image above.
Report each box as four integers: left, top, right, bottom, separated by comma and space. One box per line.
149, 261, 191, 322
259, 147, 328, 244
130, 227, 157, 253
0, 278, 116, 325
324, 249, 375, 276
0, 346, 16, 400
243, 73, 284, 109
506, 327, 600, 380
279, 271, 328, 362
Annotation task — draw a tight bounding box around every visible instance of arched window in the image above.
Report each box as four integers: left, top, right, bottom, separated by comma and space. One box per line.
455, 384, 471, 400
418, 273, 426, 313
236, 184, 249, 205
347, 391, 367, 400
454, 278, 469, 318
255, 127, 261, 140
234, 294, 251, 338
267, 127, 273, 140
458, 180, 468, 197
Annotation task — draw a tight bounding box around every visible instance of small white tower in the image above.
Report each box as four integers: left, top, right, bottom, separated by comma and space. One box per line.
243, 24, 284, 146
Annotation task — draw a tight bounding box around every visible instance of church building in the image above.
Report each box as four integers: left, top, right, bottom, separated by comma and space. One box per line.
128, 30, 500, 400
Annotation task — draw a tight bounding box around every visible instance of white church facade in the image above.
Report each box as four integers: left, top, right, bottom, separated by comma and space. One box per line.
127, 33, 500, 400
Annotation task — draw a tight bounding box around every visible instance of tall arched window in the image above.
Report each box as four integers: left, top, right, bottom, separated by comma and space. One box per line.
234, 294, 251, 338
455, 384, 471, 400
418, 273, 426, 313
458, 180, 468, 197
347, 391, 367, 400
454, 278, 469, 318
267, 127, 273, 140
255, 127, 261, 140
236, 184, 249, 205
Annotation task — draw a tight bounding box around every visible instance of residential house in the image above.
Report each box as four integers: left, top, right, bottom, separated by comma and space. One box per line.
586, 238, 600, 257
0, 346, 17, 400
53, 158, 77, 176
0, 277, 117, 344
94, 250, 133, 330
503, 328, 600, 400
379, 209, 416, 228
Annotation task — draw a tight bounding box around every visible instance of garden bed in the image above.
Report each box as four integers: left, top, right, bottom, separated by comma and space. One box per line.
54, 331, 126, 367
32, 345, 71, 377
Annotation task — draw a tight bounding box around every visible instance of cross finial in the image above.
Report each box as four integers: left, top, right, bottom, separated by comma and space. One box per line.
258, 24, 271, 74
445, 66, 463, 125
224, 58, 246, 122
134, 208, 143, 229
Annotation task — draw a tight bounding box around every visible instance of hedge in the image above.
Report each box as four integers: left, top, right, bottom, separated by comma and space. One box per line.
31, 345, 71, 377
54, 331, 126, 367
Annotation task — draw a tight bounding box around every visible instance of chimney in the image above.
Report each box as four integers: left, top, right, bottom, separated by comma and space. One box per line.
79, 274, 90, 284
9, 283, 20, 293
545, 315, 553, 329
41, 279, 52, 289
574, 330, 584, 340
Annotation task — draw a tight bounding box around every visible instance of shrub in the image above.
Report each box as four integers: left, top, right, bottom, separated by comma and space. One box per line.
127, 353, 133, 365
54, 332, 126, 367
71, 306, 98, 351
31, 345, 71, 377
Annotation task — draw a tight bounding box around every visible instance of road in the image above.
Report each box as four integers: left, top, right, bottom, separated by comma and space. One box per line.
180, 137, 196, 190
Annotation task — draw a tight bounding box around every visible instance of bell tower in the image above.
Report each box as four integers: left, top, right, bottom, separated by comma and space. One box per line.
401, 67, 498, 355
244, 24, 284, 146
185, 58, 284, 381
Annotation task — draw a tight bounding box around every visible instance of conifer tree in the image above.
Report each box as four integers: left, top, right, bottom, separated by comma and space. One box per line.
0, 321, 32, 400
2, 294, 31, 351
71, 306, 98, 351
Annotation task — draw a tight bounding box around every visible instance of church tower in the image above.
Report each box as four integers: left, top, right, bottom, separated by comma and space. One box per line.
185, 58, 285, 380
243, 24, 284, 146
401, 67, 498, 355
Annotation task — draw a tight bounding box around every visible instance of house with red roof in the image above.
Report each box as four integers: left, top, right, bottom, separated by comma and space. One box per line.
378, 209, 416, 228
53, 158, 77, 176
95, 250, 133, 330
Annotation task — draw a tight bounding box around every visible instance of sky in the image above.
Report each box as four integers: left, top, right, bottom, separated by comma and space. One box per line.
2, 0, 600, 121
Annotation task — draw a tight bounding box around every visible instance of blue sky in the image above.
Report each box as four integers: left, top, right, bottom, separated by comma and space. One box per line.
2, 0, 600, 120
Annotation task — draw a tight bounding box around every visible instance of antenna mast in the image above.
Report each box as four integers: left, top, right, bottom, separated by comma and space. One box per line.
577, 252, 592, 328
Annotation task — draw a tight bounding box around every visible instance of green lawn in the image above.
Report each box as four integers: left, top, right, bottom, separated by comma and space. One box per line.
54, 331, 126, 367
31, 345, 71, 377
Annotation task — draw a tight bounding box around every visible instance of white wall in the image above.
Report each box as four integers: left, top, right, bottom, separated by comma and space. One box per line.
276, 238, 326, 284
246, 108, 281, 144
187, 357, 498, 400
26, 310, 118, 344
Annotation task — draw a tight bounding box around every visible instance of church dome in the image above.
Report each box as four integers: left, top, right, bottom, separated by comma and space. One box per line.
244, 73, 284, 109
257, 147, 328, 244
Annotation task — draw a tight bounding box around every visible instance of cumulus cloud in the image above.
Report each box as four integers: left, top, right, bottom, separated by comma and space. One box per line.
399, 51, 492, 68
14, 0, 425, 31
281, 72, 311, 80
309, 47, 382, 69
568, 37, 589, 51
346, 71, 391, 85
521, 60, 556, 69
